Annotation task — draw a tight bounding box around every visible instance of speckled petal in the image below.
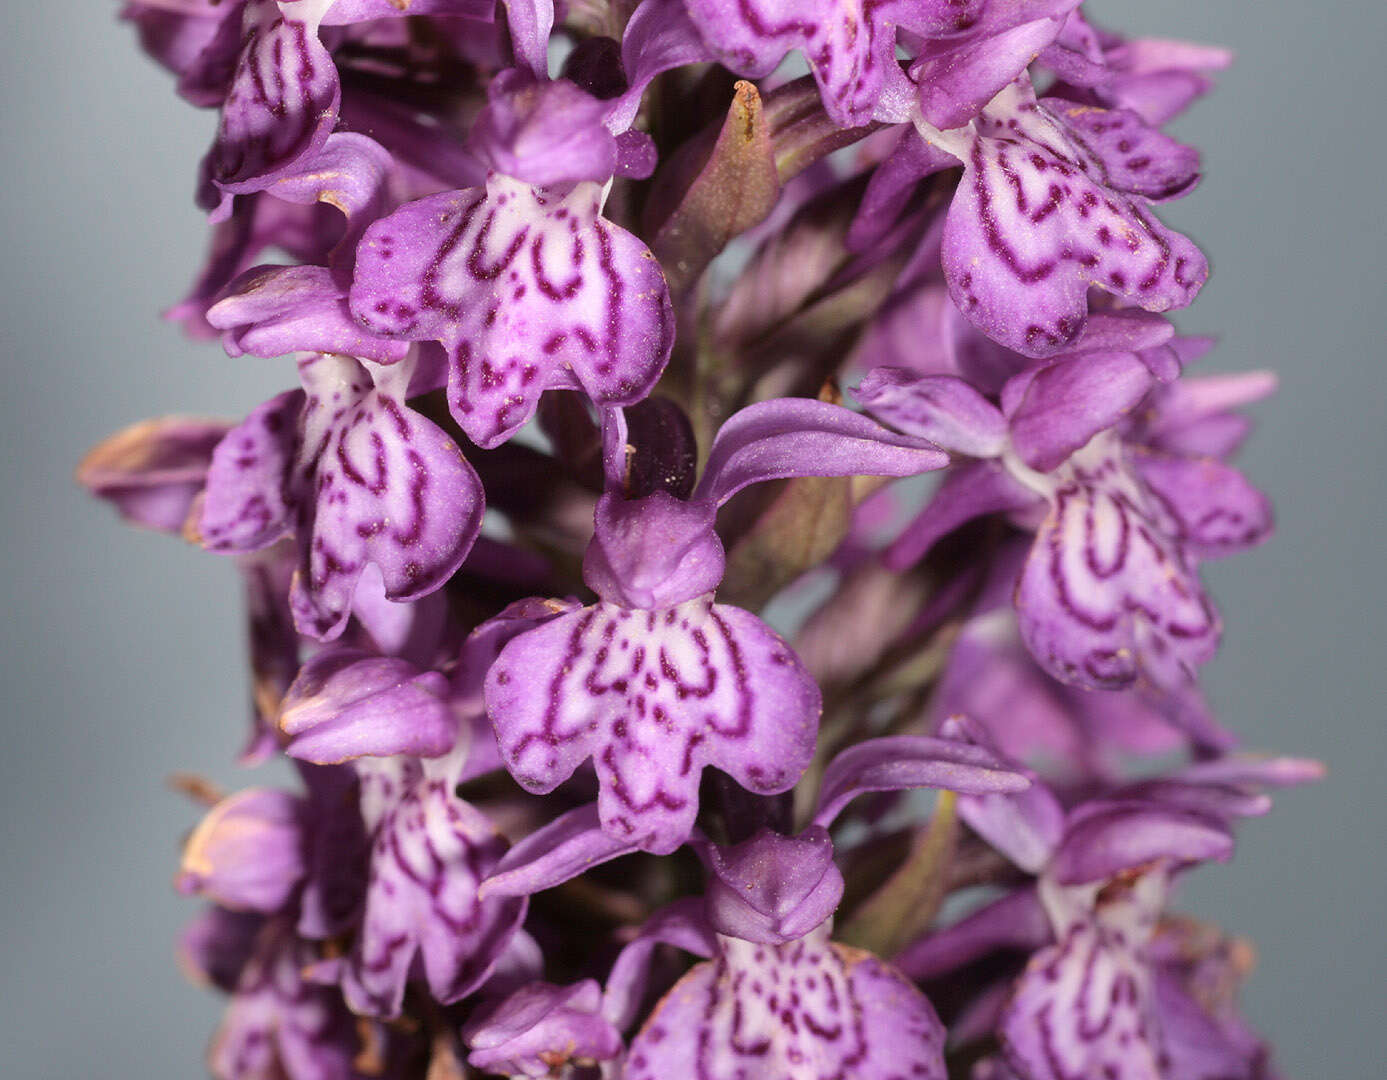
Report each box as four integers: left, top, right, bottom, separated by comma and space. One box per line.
1131, 451, 1273, 558
626, 930, 947, 1080
486, 596, 820, 854
343, 757, 526, 1017
350, 176, 674, 449
939, 80, 1207, 358
288, 354, 484, 640
198, 389, 304, 553
203, 0, 340, 208
1014, 435, 1218, 691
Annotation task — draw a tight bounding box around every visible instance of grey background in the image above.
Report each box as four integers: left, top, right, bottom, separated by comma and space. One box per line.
2, 3, 1382, 1077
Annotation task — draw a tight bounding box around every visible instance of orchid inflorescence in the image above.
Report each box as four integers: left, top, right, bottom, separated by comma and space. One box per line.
83, 2, 1320, 1077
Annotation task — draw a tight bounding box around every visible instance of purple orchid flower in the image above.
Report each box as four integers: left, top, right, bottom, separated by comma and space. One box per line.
463, 979, 624, 1078
900, 722, 1319, 1080
856, 329, 1272, 695
196, 352, 485, 641
481, 398, 948, 854
280, 643, 529, 1019
863, 73, 1206, 356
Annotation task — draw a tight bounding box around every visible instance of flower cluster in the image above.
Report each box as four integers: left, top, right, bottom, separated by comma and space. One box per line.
84, 2, 1319, 1077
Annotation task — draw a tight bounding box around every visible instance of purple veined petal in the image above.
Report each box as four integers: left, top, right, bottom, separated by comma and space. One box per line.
279, 647, 455, 763
197, 389, 304, 553
854, 368, 1009, 458
625, 928, 947, 1080
1014, 435, 1220, 691
320, 0, 494, 23
463, 979, 624, 1078
343, 760, 527, 1017
1003, 351, 1158, 472
350, 176, 675, 449
894, 886, 1051, 980
602, 898, 718, 1031
703, 827, 845, 945
79, 416, 230, 535
681, 0, 938, 128
122, 1, 247, 108
177, 789, 306, 914
208, 264, 412, 363
606, 0, 715, 133
288, 353, 485, 641
1131, 450, 1273, 558
210, 916, 360, 1080
1049, 801, 1233, 885
203, 0, 342, 209
999, 919, 1164, 1080
486, 596, 820, 855
479, 803, 641, 899
938, 80, 1208, 358
813, 733, 1030, 829
693, 397, 949, 508
582, 492, 725, 610
470, 72, 618, 186
913, 6, 1079, 130
884, 459, 1039, 571
1051, 99, 1202, 202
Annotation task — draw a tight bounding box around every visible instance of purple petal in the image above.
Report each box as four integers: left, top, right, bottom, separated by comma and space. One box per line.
350, 177, 674, 448
1133, 450, 1273, 557
694, 397, 949, 508
464, 979, 623, 1077
1000, 922, 1164, 1080
79, 416, 229, 535
210, 917, 359, 1080
1174, 754, 1326, 790
626, 932, 946, 1080
178, 906, 263, 994
682, 0, 933, 128
288, 354, 485, 640
470, 72, 618, 186
280, 648, 455, 763
1050, 801, 1233, 885
582, 492, 725, 610
208, 264, 410, 363
203, 0, 341, 207
1014, 437, 1219, 691
486, 598, 820, 854
1004, 351, 1158, 472
884, 460, 1039, 571
847, 127, 958, 254
854, 368, 1009, 458
499, 0, 554, 77
480, 803, 640, 899
603, 898, 718, 1030
814, 734, 1030, 829
343, 761, 526, 1017
198, 389, 303, 553
914, 8, 1077, 130
704, 827, 844, 944
177, 789, 306, 913
606, 0, 716, 133
895, 887, 1052, 979
1053, 101, 1202, 201
940, 80, 1207, 358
